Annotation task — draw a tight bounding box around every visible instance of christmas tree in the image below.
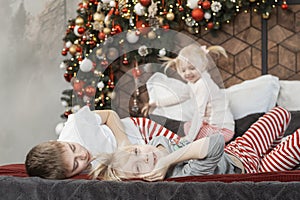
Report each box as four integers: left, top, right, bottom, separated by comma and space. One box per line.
58, 0, 287, 122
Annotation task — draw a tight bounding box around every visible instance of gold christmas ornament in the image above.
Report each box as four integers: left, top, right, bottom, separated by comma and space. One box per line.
69, 45, 77, 55
166, 12, 175, 21
103, 27, 111, 35
93, 12, 105, 22
147, 30, 157, 40
96, 48, 103, 57
75, 17, 85, 26
249, 0, 256, 2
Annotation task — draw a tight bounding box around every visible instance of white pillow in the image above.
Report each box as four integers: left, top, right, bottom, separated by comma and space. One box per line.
226, 75, 280, 120
277, 80, 300, 111
147, 72, 196, 121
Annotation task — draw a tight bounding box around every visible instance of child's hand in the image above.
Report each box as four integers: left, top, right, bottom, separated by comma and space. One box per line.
141, 102, 156, 117
142, 157, 170, 182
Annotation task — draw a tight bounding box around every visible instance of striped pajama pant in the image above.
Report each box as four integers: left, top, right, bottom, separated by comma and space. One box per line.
184, 121, 234, 142
225, 106, 300, 173
129, 117, 180, 144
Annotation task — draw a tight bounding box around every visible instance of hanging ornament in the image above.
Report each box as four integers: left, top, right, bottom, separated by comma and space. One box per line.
73, 80, 86, 92
187, 0, 199, 9
107, 47, 119, 60
138, 45, 149, 57
64, 110, 73, 118
123, 55, 129, 65
69, 45, 77, 56
98, 31, 106, 40
109, 0, 116, 7
202, 1, 211, 10
80, 58, 94, 72
93, 12, 105, 22
281, 1, 288, 10
134, 3, 146, 16
64, 73, 73, 82
140, 0, 151, 7
74, 25, 84, 37
204, 12, 212, 20
147, 30, 157, 40
158, 48, 166, 57
103, 27, 111, 35
84, 85, 96, 97
207, 22, 214, 29
61, 49, 68, 56
75, 16, 85, 26
126, 31, 140, 43
191, 8, 204, 21
132, 64, 141, 78
113, 24, 123, 34
97, 81, 105, 89
65, 41, 73, 48
166, 12, 175, 21
136, 20, 150, 35
96, 48, 104, 59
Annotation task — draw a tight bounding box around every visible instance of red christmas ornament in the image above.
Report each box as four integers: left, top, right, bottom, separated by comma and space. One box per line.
89, 40, 96, 46
132, 68, 141, 78
77, 27, 86, 34
114, 24, 123, 34
101, 60, 108, 66
179, 6, 184, 12
281, 2, 288, 10
140, 0, 151, 7
192, 8, 204, 21
136, 20, 150, 35
162, 24, 170, 31
122, 59, 129, 65
84, 85, 96, 97
207, 22, 214, 29
64, 110, 72, 118
61, 49, 68, 56
202, 1, 211, 9
76, 46, 82, 52
64, 73, 73, 82
73, 80, 85, 92
98, 32, 106, 40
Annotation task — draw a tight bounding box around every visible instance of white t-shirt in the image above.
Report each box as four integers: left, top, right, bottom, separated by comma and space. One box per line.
58, 106, 145, 168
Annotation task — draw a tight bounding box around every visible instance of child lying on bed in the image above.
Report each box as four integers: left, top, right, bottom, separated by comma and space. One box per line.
25, 106, 180, 179
90, 106, 300, 181
142, 44, 235, 143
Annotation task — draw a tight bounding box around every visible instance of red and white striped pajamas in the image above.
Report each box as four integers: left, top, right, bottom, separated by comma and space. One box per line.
225, 106, 300, 173
129, 117, 180, 144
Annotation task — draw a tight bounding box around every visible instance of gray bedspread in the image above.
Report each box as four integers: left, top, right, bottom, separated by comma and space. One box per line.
1, 176, 300, 199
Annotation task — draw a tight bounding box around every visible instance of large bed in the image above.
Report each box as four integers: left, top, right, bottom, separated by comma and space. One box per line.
1, 74, 300, 199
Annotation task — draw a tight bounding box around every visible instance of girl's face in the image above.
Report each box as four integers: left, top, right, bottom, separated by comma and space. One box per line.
177, 61, 201, 83
117, 145, 166, 179
60, 142, 94, 178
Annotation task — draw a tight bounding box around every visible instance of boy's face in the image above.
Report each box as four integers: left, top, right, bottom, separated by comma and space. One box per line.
178, 62, 201, 83
117, 145, 166, 179
60, 142, 94, 178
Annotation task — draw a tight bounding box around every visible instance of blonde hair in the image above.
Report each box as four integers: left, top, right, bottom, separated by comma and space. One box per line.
25, 141, 68, 179
90, 146, 133, 181
162, 44, 227, 74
